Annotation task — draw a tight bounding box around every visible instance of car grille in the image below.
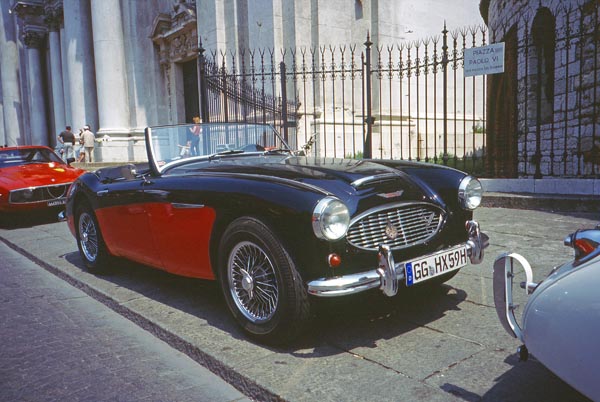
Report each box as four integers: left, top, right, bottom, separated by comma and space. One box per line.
346, 203, 444, 251
9, 183, 71, 204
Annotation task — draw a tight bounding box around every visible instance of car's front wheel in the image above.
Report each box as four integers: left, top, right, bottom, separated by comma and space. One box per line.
75, 203, 112, 274
218, 217, 311, 345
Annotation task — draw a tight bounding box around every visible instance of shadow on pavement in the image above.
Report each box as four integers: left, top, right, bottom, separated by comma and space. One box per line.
0, 208, 63, 229
441, 353, 592, 402
63, 250, 466, 354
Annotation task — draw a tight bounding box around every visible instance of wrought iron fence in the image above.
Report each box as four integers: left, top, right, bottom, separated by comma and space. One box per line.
197, 4, 600, 178
198, 27, 488, 176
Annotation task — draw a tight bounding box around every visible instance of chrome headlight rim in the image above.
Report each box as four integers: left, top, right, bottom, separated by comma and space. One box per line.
458, 176, 483, 210
312, 196, 350, 241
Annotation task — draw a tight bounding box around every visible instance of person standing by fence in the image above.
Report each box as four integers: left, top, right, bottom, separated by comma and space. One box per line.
189, 116, 202, 156
80, 125, 96, 163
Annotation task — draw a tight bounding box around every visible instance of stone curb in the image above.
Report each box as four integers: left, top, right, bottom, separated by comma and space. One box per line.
482, 192, 600, 213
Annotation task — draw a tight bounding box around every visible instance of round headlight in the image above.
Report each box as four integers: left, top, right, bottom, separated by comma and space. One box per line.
458, 176, 483, 210
312, 197, 350, 241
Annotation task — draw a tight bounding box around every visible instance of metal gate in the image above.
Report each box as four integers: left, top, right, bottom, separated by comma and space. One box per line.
197, 26, 489, 175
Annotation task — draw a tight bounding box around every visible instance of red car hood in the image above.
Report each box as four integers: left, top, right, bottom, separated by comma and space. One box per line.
0, 163, 85, 190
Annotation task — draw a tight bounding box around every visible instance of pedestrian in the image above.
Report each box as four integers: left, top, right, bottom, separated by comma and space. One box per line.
75, 129, 86, 162
57, 125, 75, 161
188, 116, 202, 156
80, 125, 96, 163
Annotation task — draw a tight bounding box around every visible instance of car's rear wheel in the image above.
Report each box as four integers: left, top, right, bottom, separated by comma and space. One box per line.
218, 217, 311, 345
75, 203, 112, 274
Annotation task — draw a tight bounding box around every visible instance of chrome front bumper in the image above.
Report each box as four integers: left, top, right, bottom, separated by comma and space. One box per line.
307, 220, 489, 298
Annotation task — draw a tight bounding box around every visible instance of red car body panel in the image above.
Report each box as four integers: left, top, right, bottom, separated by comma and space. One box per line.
0, 146, 85, 212
95, 202, 216, 279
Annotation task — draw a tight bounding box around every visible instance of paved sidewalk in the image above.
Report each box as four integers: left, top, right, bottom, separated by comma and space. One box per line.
0, 241, 250, 402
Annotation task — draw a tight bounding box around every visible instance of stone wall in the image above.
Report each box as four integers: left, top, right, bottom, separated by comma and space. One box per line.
485, 0, 600, 177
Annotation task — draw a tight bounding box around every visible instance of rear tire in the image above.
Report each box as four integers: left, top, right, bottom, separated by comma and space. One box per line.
218, 217, 311, 345
75, 203, 112, 274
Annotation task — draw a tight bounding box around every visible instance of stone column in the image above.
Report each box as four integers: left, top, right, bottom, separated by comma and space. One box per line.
45, 7, 66, 143
23, 29, 49, 146
88, 0, 132, 162
90, 0, 129, 135
63, 0, 98, 134
0, 4, 23, 146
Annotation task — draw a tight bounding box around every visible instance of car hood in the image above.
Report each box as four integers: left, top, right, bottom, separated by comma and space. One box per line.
195, 155, 445, 209
0, 163, 85, 190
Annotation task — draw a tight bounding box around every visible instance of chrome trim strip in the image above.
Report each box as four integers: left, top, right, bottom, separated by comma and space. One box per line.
8, 197, 67, 205
8, 182, 73, 193
172, 203, 205, 209
351, 173, 400, 188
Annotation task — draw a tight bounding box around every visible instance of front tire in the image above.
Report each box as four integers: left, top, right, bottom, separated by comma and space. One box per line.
218, 217, 310, 345
75, 203, 112, 274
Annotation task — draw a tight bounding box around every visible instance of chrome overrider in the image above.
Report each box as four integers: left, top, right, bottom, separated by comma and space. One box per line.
307, 220, 489, 297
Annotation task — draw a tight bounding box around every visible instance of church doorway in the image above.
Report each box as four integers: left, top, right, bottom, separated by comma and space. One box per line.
182, 59, 199, 123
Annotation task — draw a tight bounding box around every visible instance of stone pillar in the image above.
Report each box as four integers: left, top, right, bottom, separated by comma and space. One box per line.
90, 0, 129, 135
0, 5, 23, 146
89, 0, 134, 162
45, 7, 66, 143
63, 0, 98, 134
23, 29, 49, 146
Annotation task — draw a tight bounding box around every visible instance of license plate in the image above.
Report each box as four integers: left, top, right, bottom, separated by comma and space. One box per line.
47, 198, 66, 207
404, 245, 469, 286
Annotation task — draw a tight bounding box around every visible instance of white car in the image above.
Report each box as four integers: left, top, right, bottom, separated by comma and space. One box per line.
493, 227, 600, 401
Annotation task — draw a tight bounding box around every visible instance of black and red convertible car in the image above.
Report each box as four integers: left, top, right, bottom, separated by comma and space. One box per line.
63, 123, 488, 344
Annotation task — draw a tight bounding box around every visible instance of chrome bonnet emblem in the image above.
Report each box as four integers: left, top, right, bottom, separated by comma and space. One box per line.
385, 220, 398, 240
377, 190, 404, 199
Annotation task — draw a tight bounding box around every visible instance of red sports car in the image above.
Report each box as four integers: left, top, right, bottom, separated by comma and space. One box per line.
0, 146, 86, 213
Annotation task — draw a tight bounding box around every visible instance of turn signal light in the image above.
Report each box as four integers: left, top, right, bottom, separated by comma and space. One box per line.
574, 238, 596, 256
328, 253, 342, 267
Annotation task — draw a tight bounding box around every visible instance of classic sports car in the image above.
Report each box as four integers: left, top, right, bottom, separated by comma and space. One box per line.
64, 122, 488, 344
0, 146, 85, 214
493, 228, 600, 401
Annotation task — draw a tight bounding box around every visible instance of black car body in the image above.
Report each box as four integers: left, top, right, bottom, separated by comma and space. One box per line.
64, 122, 488, 344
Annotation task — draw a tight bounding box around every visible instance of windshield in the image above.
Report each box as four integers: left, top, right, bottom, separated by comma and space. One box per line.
0, 147, 64, 168
146, 122, 291, 174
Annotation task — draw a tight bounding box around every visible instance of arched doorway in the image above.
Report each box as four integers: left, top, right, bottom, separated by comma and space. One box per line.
487, 27, 518, 177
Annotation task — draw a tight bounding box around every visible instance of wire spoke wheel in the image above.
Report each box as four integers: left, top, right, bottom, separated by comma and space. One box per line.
219, 217, 311, 344
78, 212, 99, 262
75, 204, 111, 274
228, 241, 279, 323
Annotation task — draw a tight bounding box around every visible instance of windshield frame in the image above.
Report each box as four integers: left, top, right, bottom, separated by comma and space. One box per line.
145, 122, 292, 175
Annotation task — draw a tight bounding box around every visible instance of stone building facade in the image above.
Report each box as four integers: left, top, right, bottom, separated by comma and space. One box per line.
482, 0, 600, 177
0, 0, 482, 162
